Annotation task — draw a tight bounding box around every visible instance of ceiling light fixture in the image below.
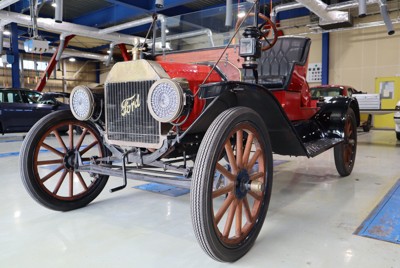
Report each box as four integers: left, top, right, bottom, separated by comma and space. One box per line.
69, 57, 76, 62
237, 11, 245, 18
155, 0, 164, 9
3, 30, 11, 36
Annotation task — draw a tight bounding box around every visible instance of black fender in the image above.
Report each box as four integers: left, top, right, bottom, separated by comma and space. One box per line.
313, 96, 360, 139
181, 81, 309, 156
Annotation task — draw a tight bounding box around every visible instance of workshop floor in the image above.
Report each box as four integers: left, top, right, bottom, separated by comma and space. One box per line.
1, 130, 399, 268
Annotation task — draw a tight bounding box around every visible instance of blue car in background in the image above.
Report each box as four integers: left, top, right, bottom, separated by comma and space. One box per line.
0, 88, 70, 134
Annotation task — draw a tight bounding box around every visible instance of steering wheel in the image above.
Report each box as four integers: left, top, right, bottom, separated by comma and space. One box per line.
235, 13, 278, 51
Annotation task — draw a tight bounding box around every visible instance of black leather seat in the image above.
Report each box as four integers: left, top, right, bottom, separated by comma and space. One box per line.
243, 36, 311, 89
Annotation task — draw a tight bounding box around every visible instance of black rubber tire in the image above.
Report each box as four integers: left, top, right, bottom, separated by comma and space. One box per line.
362, 114, 372, 132
190, 107, 273, 262
334, 108, 357, 177
396, 132, 400, 141
20, 110, 109, 211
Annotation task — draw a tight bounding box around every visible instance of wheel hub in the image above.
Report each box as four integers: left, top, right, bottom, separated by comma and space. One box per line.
235, 169, 250, 199
63, 150, 79, 170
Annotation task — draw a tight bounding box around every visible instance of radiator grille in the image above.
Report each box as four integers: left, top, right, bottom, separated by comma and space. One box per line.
105, 80, 160, 146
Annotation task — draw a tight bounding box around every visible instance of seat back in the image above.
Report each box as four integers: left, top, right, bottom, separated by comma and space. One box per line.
244, 36, 311, 89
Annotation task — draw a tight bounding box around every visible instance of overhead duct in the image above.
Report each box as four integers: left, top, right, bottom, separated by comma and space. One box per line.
159, 15, 167, 50
1, 40, 108, 61
105, 42, 115, 67
271, 2, 303, 23
225, 0, 232, 27
273, 0, 395, 35
98, 14, 167, 49
358, 0, 367, 17
55, 0, 63, 23
61, 49, 108, 62
326, 0, 377, 11
98, 16, 154, 35
55, 33, 67, 61
378, 0, 394, 35
327, 0, 395, 35
295, 0, 352, 29
0, 27, 3, 54
0, 10, 141, 45
0, 0, 19, 10
155, 0, 164, 9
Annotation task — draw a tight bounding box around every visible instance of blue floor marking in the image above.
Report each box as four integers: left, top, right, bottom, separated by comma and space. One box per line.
273, 159, 288, 166
0, 151, 21, 158
0, 148, 54, 159
0, 145, 87, 159
133, 183, 190, 197
0, 139, 24, 143
355, 179, 400, 244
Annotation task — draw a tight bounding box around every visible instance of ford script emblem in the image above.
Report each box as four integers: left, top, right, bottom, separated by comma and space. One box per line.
121, 94, 141, 116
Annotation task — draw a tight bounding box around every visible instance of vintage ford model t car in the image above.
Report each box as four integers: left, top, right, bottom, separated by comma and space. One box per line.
20, 1, 359, 262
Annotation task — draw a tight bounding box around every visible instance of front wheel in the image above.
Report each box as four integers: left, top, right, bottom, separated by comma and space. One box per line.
334, 108, 357, 176
191, 107, 273, 262
20, 110, 109, 211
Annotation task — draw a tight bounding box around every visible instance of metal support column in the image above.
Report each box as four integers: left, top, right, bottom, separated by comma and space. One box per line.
10, 23, 20, 88
34, 34, 75, 92
322, 32, 329, 85
95, 62, 100, 83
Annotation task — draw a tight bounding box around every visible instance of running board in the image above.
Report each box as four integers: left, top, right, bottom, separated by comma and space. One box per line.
77, 164, 192, 189
304, 138, 342, 157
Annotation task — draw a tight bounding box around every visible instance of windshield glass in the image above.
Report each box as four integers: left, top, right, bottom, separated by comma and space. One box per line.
310, 87, 343, 98
154, 1, 255, 52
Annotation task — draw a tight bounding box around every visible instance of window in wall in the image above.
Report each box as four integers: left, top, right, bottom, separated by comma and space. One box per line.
0, 58, 11, 68
22, 60, 48, 71
0, 58, 48, 70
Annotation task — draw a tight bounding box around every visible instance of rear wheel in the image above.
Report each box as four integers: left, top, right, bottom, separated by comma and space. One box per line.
334, 108, 357, 176
20, 110, 109, 211
362, 114, 372, 132
191, 107, 273, 262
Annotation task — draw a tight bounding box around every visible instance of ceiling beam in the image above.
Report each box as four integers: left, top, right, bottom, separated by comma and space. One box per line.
72, 5, 144, 27
73, 0, 204, 28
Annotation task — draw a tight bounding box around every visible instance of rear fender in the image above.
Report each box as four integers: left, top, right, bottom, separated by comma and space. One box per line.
314, 96, 360, 139
182, 81, 308, 156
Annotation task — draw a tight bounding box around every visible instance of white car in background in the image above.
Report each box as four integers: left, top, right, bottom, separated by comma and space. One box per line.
395, 101, 400, 140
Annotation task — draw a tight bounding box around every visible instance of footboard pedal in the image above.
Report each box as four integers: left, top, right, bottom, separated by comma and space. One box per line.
304, 138, 342, 157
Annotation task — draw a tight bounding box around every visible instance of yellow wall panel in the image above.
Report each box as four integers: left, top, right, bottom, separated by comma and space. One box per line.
374, 77, 400, 129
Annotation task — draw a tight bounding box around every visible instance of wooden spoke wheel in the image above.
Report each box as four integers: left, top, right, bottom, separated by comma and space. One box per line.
20, 110, 109, 211
191, 107, 273, 262
334, 108, 357, 176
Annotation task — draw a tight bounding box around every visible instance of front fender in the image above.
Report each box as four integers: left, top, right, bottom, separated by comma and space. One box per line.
314, 96, 360, 139
183, 81, 309, 156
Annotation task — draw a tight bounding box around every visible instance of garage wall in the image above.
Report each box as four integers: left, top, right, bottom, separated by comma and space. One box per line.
0, 56, 98, 93
330, 24, 400, 93
281, 11, 400, 93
